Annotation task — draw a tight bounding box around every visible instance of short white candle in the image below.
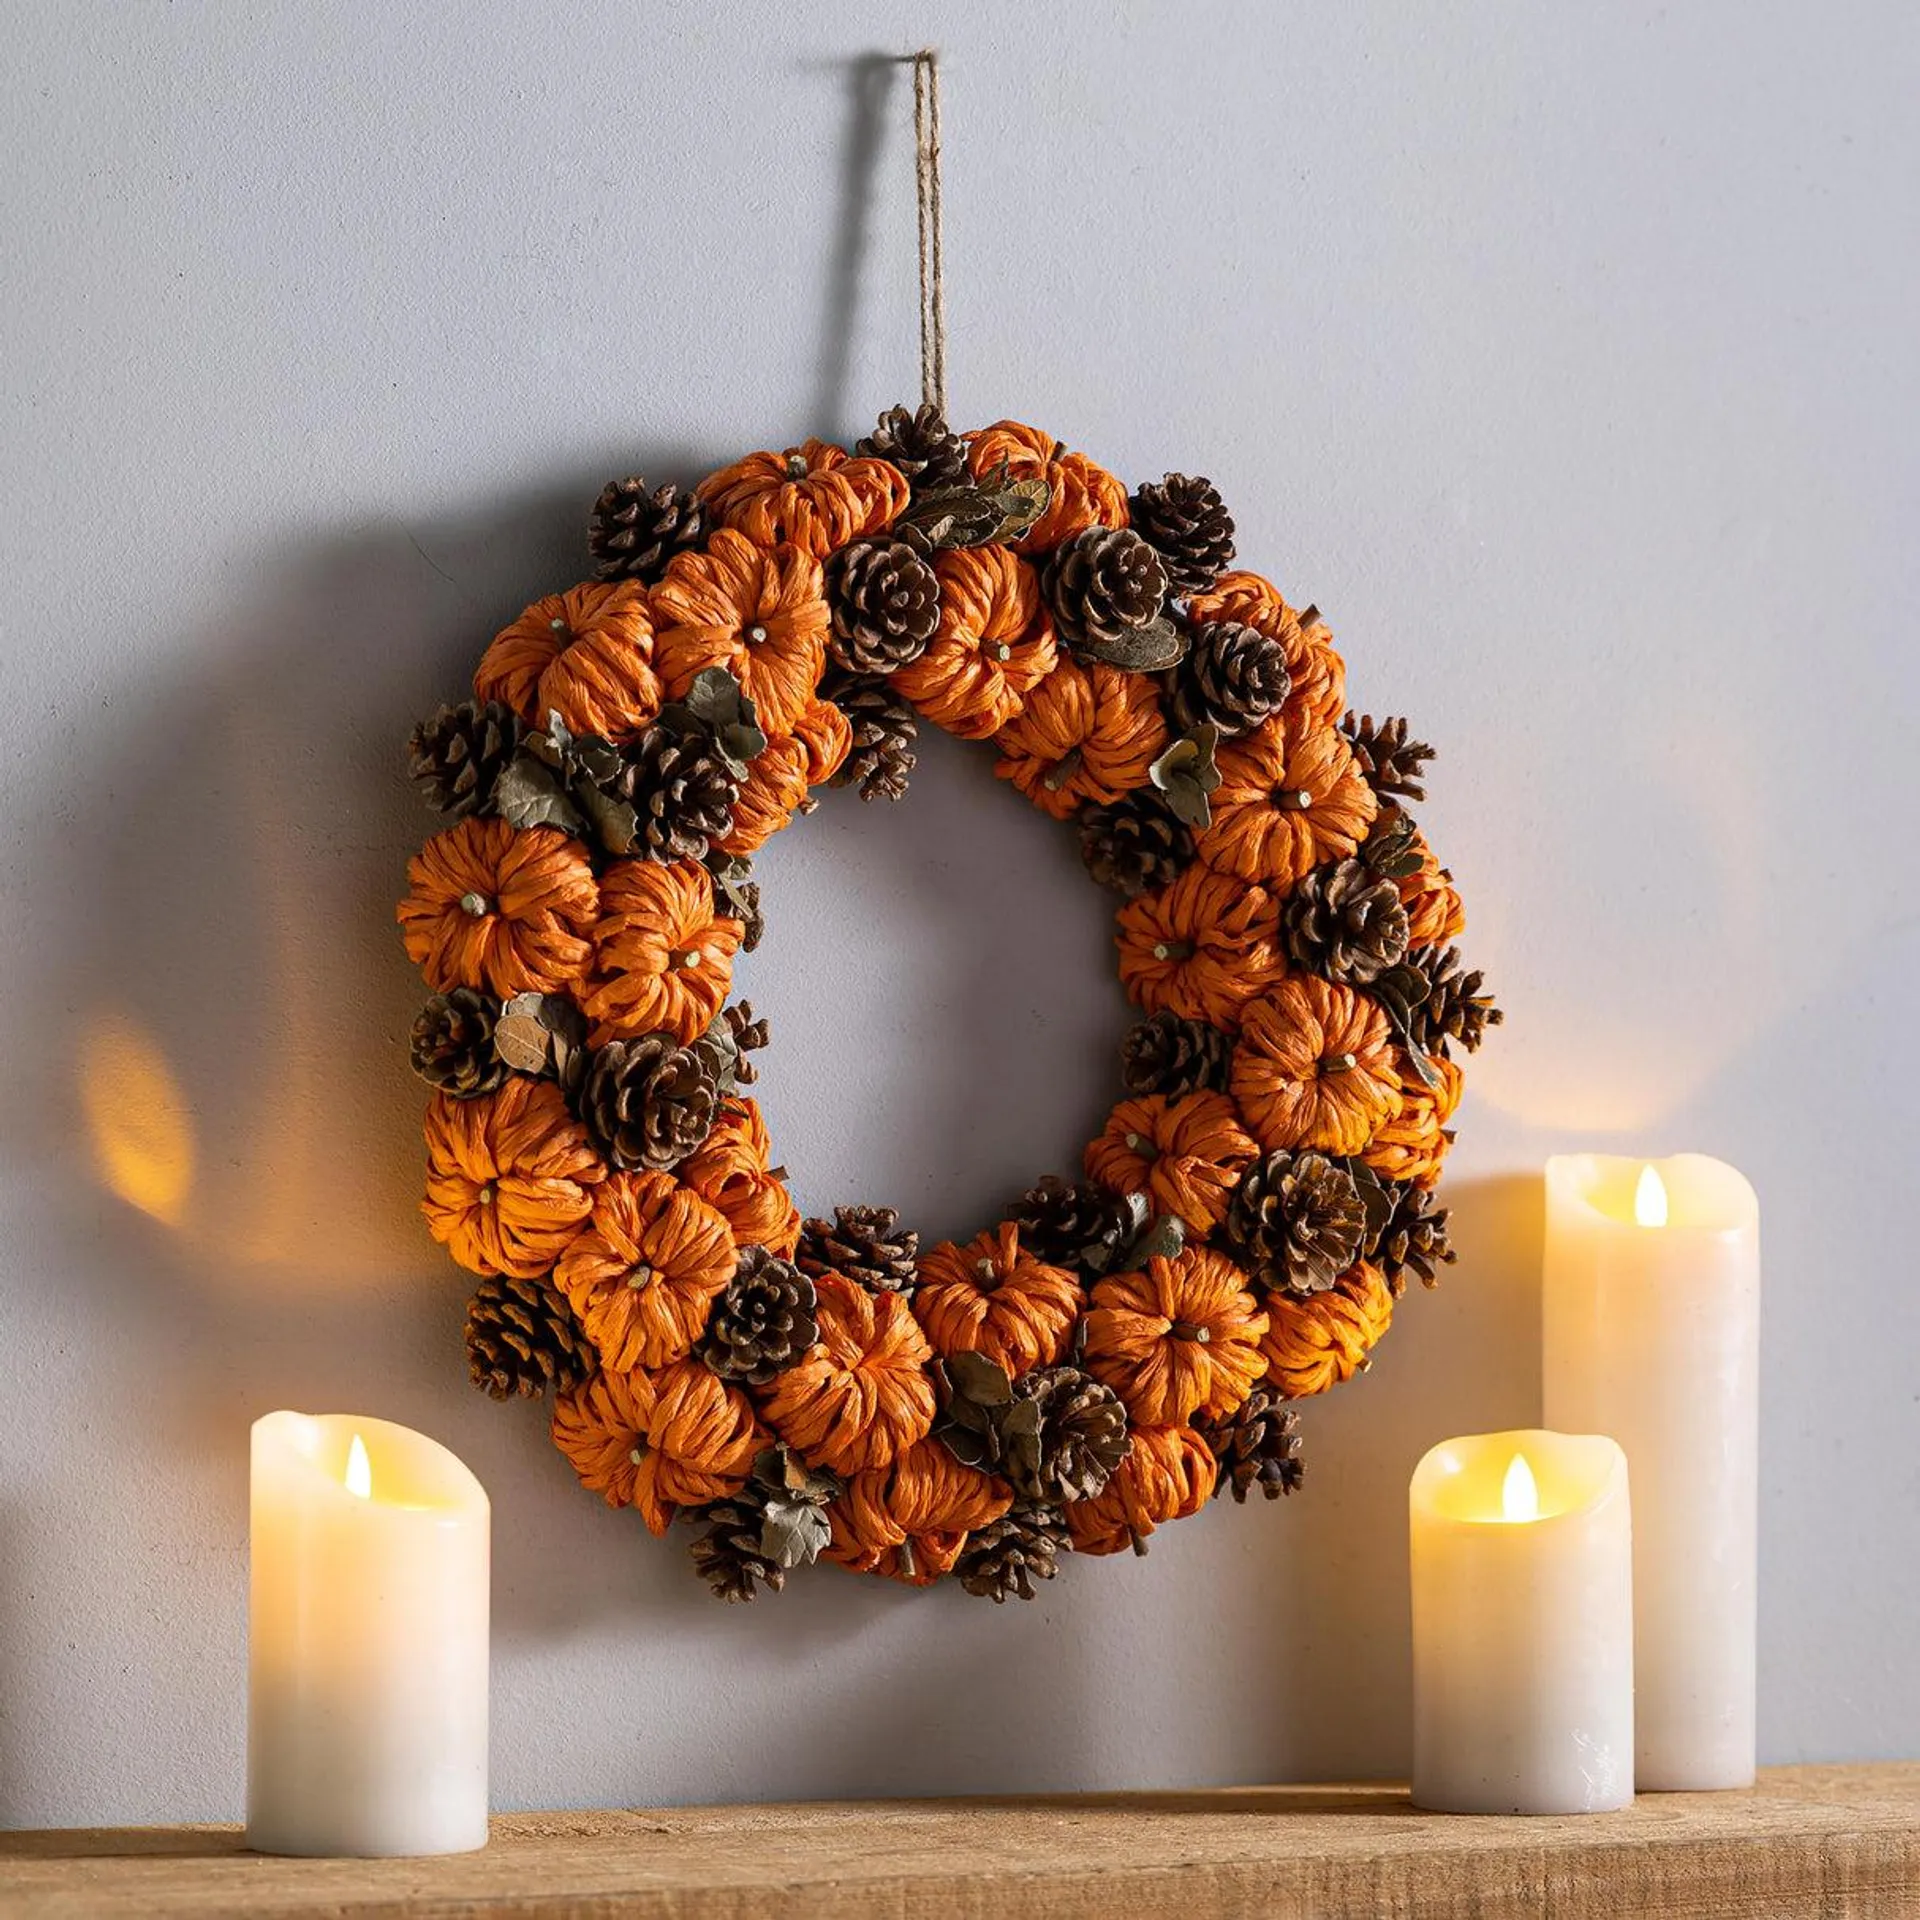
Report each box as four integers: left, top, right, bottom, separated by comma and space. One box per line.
247, 1411, 490, 1857
1410, 1428, 1634, 1815
1542, 1153, 1760, 1791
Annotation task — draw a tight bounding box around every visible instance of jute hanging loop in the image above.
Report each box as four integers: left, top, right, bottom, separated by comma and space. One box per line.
912, 49, 947, 417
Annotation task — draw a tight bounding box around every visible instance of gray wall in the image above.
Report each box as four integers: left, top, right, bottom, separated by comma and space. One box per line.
2, 1, 1914, 1824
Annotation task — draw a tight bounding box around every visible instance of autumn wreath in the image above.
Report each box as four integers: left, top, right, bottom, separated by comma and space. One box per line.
398, 407, 1499, 1602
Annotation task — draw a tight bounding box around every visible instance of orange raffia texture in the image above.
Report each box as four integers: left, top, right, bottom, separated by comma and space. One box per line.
889, 545, 1055, 739
1065, 1423, 1216, 1557
698, 439, 911, 559
474, 580, 662, 743
1196, 718, 1377, 888
580, 858, 742, 1046
1261, 1263, 1395, 1399
1231, 975, 1402, 1156
679, 1097, 801, 1256
1185, 572, 1346, 732
912, 1222, 1084, 1378
965, 420, 1129, 552
1363, 1054, 1463, 1191
1114, 861, 1285, 1033
1082, 1249, 1269, 1427
993, 657, 1168, 819
1084, 1091, 1258, 1234
827, 1438, 1013, 1586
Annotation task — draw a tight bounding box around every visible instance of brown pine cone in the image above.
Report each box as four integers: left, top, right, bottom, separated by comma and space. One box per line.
1009, 1176, 1138, 1279
1198, 1388, 1305, 1502
825, 531, 940, 675
699, 1246, 819, 1384
588, 477, 707, 583
1282, 858, 1412, 986
1224, 1151, 1367, 1296
856, 402, 970, 488
1169, 620, 1291, 737
721, 1001, 770, 1085
578, 1034, 719, 1173
1390, 945, 1503, 1056
464, 1274, 595, 1401
1343, 712, 1434, 803
687, 1491, 785, 1602
956, 1504, 1069, 1603
1128, 473, 1237, 596
821, 670, 918, 803
1120, 1012, 1232, 1098
627, 727, 740, 863
1003, 1366, 1132, 1505
411, 988, 508, 1099
1078, 793, 1194, 896
408, 701, 523, 818
796, 1204, 920, 1294
1367, 1179, 1456, 1295
1044, 526, 1169, 651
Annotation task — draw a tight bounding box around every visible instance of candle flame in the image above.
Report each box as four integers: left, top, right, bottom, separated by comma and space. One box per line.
1501, 1451, 1539, 1523
1634, 1163, 1670, 1228
344, 1433, 372, 1500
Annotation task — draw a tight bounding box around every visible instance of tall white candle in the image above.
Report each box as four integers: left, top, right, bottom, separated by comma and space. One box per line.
248, 1411, 490, 1857
1542, 1153, 1759, 1791
1410, 1428, 1634, 1815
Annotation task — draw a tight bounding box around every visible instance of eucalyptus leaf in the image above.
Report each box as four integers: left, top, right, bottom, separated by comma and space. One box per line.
575, 782, 640, 857
1080, 614, 1188, 674
1148, 723, 1223, 829
494, 992, 586, 1077
945, 1350, 1013, 1409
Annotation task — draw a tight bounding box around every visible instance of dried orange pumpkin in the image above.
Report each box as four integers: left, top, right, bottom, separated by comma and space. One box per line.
790, 692, 853, 787
1114, 861, 1284, 1033
552, 1359, 762, 1535
422, 1078, 603, 1278
715, 733, 813, 857
697, 440, 911, 558
1388, 811, 1468, 945
398, 817, 597, 998
678, 1097, 802, 1256
965, 420, 1129, 552
1084, 1092, 1257, 1234
1362, 1054, 1463, 1190
579, 857, 742, 1046
473, 580, 662, 742
992, 657, 1168, 819
1261, 1262, 1394, 1399
1184, 571, 1346, 731
826, 1437, 1013, 1586
651, 528, 829, 737
555, 1171, 737, 1371
1083, 1248, 1268, 1427
1195, 717, 1377, 888
759, 1273, 936, 1477
1232, 975, 1401, 1156
912, 1222, 1082, 1378
1064, 1422, 1215, 1557
888, 545, 1055, 739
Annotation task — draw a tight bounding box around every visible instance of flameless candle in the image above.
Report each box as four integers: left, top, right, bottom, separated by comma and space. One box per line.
248, 1412, 490, 1857
1409, 1429, 1634, 1815
1542, 1153, 1760, 1791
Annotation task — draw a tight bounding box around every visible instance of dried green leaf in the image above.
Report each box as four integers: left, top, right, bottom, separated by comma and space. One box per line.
759, 1497, 832, 1570
1119, 1213, 1188, 1269
897, 465, 1052, 549
1148, 723, 1223, 829
492, 754, 586, 837
494, 992, 587, 1078
945, 1350, 1013, 1409
659, 667, 767, 771
752, 1444, 840, 1506
998, 1395, 1045, 1490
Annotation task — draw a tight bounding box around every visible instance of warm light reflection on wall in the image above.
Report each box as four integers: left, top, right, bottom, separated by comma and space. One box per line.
80, 1012, 196, 1225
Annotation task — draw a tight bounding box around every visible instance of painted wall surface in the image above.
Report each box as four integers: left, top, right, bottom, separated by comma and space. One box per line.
1, 1, 1914, 1824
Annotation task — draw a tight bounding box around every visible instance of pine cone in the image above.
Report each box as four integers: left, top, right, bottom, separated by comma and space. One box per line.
721, 1000, 770, 1085
825, 532, 940, 675
588, 477, 707, 584
1367, 1179, 1456, 1295
1392, 945, 1503, 1056
408, 701, 523, 818
1282, 858, 1411, 986
1343, 712, 1434, 802
687, 1491, 785, 1602
699, 1246, 819, 1384
705, 852, 765, 952
1009, 1176, 1138, 1279
1078, 793, 1194, 897
1004, 1366, 1132, 1505
1120, 1012, 1232, 1098
1198, 1388, 1304, 1502
464, 1275, 595, 1401
956, 1504, 1069, 1603
1224, 1151, 1367, 1295
1169, 620, 1291, 737
1044, 526, 1169, 651
1128, 473, 1237, 596
627, 727, 741, 863
822, 670, 918, 803
410, 988, 508, 1099
856, 402, 970, 488
578, 1034, 719, 1172
796, 1205, 919, 1294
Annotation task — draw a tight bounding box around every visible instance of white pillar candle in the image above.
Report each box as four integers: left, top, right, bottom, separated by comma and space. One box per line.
247, 1411, 490, 1857
1542, 1153, 1760, 1791
1410, 1428, 1634, 1815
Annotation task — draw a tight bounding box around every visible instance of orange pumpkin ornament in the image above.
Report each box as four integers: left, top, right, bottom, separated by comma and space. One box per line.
1184, 571, 1346, 731
579, 857, 742, 1045
1387, 810, 1468, 945
1083, 1248, 1268, 1427
473, 580, 662, 742
826, 1437, 1013, 1586
992, 657, 1169, 819
552, 1360, 762, 1535
964, 420, 1130, 553
759, 1273, 936, 1477
912, 1222, 1083, 1379
790, 692, 853, 787
398, 817, 597, 998
1232, 975, 1401, 1156
889, 545, 1055, 739
1114, 860, 1285, 1032
650, 528, 829, 737
1261, 1262, 1395, 1399
1362, 1054, 1463, 1191
1065, 1422, 1216, 1558
555, 1171, 737, 1371
1195, 717, 1377, 889
421, 1078, 603, 1279
1084, 1092, 1258, 1234
715, 732, 813, 857
697, 439, 911, 559
678, 1097, 802, 1256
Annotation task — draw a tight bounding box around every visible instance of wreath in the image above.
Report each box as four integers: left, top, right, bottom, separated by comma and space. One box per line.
397, 405, 1500, 1603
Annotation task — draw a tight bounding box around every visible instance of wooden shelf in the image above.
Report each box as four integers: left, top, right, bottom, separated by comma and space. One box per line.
2, 1764, 1914, 1918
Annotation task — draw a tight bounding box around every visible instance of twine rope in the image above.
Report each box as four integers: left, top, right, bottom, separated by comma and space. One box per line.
912, 49, 947, 418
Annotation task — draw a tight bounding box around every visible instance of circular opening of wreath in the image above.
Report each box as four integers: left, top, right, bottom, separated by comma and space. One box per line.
398, 406, 1499, 1604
